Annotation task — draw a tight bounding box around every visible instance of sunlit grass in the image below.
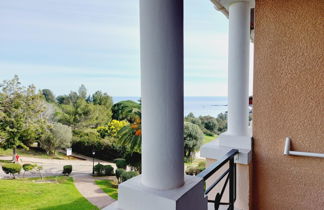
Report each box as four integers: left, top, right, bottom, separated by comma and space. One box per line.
203, 134, 218, 144
0, 176, 98, 210
0, 148, 70, 160
95, 179, 118, 200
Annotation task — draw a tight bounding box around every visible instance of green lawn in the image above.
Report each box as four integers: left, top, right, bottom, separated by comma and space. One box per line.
203, 135, 218, 144
0, 176, 98, 210
95, 179, 118, 200
0, 148, 71, 160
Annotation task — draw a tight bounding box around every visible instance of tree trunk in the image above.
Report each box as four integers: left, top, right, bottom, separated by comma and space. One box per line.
12, 147, 16, 162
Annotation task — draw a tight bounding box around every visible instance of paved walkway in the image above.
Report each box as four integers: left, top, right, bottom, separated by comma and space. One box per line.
73, 174, 116, 209
0, 155, 117, 209
0, 154, 115, 178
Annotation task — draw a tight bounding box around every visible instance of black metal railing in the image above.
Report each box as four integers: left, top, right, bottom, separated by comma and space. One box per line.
197, 149, 239, 210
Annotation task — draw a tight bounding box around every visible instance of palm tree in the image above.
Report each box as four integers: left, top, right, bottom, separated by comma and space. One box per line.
117, 107, 141, 153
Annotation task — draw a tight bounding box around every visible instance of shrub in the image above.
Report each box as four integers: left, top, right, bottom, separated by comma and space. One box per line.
96, 120, 129, 138
96, 126, 109, 138
124, 152, 141, 172
114, 158, 127, 169
23, 164, 36, 172
2, 163, 22, 178
94, 163, 105, 176
63, 165, 72, 176
22, 164, 37, 178
185, 160, 206, 176
202, 128, 214, 137
184, 122, 204, 162
197, 160, 206, 168
120, 171, 138, 183
185, 166, 195, 175
103, 165, 114, 176
108, 120, 129, 137
115, 168, 126, 183
185, 166, 204, 176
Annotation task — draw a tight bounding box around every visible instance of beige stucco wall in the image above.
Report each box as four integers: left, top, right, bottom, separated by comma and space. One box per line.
252, 0, 324, 209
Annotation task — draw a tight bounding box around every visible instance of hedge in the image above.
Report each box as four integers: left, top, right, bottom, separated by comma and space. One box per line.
185, 160, 206, 176
23, 164, 36, 172
94, 163, 105, 176
72, 131, 141, 172
72, 137, 127, 162
115, 168, 126, 183
103, 165, 114, 176
120, 171, 138, 183
63, 165, 72, 175
124, 152, 141, 172
94, 163, 114, 176
2, 163, 22, 178
114, 158, 127, 169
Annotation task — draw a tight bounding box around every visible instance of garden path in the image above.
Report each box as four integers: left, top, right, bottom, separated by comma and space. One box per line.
0, 155, 118, 209
73, 174, 116, 209
0, 154, 116, 178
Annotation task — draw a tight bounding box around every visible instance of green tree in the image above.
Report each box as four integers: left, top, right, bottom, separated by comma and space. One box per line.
112, 100, 141, 122
42, 89, 56, 103
199, 115, 218, 134
78, 84, 87, 99
184, 122, 204, 162
184, 113, 202, 128
56, 95, 112, 129
215, 112, 227, 134
91, 91, 113, 108
0, 76, 46, 160
56, 95, 70, 104
39, 122, 72, 155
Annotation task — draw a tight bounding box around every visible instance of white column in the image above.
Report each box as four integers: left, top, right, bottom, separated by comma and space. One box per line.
140, 0, 184, 190
227, 0, 250, 136
201, 0, 252, 164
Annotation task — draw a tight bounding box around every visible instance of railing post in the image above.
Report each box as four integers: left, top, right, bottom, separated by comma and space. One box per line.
229, 158, 235, 210
197, 149, 238, 210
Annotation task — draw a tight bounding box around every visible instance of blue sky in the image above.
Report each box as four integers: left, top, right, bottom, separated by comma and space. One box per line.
0, 0, 253, 97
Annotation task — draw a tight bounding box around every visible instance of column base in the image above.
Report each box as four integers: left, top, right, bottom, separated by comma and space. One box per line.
200, 133, 252, 164
103, 175, 207, 210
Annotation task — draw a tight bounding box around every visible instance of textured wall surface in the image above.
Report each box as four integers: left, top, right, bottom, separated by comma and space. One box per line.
252, 0, 324, 209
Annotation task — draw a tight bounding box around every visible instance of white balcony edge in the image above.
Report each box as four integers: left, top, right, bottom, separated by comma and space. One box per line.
103, 175, 207, 210
200, 134, 252, 164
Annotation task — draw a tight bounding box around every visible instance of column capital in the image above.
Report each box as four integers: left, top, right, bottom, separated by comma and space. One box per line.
212, 0, 255, 12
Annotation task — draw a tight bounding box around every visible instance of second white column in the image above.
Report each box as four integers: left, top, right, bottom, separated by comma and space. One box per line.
227, 0, 251, 137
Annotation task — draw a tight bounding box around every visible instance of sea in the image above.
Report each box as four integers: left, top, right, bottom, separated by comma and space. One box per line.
113, 96, 228, 117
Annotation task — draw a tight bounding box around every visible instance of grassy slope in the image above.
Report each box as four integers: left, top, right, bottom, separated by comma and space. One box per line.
0, 176, 98, 210
95, 180, 118, 200
0, 148, 70, 160
203, 135, 218, 145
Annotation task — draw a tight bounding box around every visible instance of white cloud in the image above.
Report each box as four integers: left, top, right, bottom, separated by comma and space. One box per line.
0, 0, 248, 97
0, 62, 140, 96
